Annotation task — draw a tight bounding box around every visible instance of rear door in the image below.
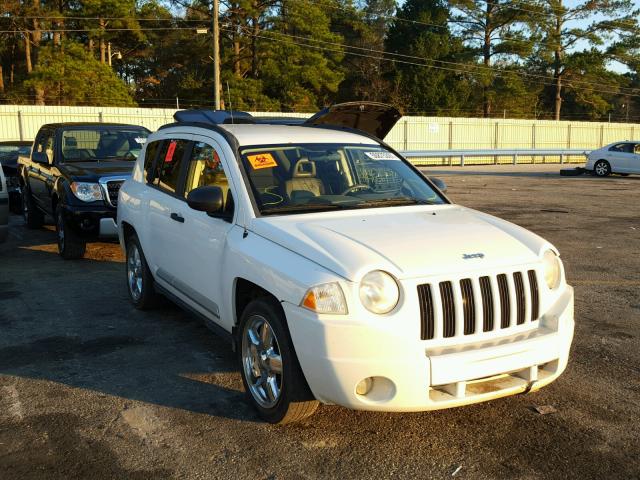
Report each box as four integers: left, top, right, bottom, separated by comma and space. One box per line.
628, 143, 640, 173
145, 135, 193, 285
606, 143, 634, 172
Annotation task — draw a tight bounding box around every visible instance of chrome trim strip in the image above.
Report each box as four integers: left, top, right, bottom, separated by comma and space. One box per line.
98, 175, 129, 207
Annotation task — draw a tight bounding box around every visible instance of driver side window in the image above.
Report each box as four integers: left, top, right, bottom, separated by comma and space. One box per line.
184, 142, 234, 216
37, 131, 54, 164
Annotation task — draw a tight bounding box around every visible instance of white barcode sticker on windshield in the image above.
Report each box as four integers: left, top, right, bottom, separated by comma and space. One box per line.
134, 137, 147, 144
365, 151, 399, 160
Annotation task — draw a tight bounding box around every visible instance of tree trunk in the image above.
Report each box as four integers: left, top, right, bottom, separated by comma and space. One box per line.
482, 0, 494, 118
251, 15, 259, 78
24, 32, 32, 73
553, 8, 563, 121
31, 10, 45, 105
99, 18, 107, 64
0, 65, 5, 96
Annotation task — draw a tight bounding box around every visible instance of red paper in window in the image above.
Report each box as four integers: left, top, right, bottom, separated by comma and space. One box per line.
165, 141, 177, 163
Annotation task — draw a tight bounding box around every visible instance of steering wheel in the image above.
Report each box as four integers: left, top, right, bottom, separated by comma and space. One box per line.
341, 184, 373, 196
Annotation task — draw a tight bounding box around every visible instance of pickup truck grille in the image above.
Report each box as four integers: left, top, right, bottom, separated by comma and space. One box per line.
418, 270, 540, 340
105, 180, 124, 207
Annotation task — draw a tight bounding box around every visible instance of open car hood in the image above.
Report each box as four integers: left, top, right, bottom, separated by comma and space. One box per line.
304, 102, 401, 140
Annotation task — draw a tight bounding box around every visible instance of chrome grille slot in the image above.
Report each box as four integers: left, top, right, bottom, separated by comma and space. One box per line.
528, 269, 539, 321
460, 279, 475, 335
497, 274, 510, 329
439, 281, 455, 338
479, 276, 494, 332
513, 272, 526, 325
418, 284, 435, 340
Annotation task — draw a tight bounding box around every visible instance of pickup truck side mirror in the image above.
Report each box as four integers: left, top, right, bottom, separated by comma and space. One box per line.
429, 177, 447, 193
187, 186, 225, 216
32, 151, 50, 165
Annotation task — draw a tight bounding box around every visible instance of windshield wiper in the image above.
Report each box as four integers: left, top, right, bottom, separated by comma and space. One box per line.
261, 203, 349, 215
353, 198, 435, 208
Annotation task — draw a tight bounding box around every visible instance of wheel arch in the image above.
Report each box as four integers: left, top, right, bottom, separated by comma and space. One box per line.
234, 278, 285, 328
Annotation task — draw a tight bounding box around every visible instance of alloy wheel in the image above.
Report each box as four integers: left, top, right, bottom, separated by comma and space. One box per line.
241, 315, 283, 408
127, 243, 143, 301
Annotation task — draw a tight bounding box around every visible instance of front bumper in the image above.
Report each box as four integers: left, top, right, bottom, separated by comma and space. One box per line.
285, 285, 574, 412
61, 204, 119, 240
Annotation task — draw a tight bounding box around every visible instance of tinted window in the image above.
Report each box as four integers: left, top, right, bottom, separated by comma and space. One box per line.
184, 142, 234, 216
609, 143, 633, 153
37, 131, 54, 164
143, 140, 162, 183
60, 128, 149, 162
153, 139, 190, 194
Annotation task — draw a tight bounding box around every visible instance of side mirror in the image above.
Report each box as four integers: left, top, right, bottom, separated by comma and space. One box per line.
33, 151, 50, 165
186, 185, 225, 215
429, 177, 447, 193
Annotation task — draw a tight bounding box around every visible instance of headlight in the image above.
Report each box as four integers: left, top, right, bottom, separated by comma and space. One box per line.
542, 249, 562, 289
70, 182, 103, 202
359, 270, 400, 314
301, 282, 348, 315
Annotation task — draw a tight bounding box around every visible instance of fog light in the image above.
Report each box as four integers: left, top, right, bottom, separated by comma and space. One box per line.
356, 377, 374, 396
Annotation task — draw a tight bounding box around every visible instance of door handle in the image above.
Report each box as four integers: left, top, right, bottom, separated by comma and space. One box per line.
170, 212, 185, 223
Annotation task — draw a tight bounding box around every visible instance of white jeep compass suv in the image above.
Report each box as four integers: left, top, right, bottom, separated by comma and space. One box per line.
118, 103, 574, 424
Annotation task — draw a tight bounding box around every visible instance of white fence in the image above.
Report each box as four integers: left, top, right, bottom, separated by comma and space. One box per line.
1, 105, 637, 166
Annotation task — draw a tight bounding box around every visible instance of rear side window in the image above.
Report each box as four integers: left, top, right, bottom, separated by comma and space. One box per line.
143, 140, 162, 183
153, 139, 190, 194
609, 143, 633, 153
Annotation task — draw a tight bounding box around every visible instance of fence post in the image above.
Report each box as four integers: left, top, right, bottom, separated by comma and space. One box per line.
99, 111, 104, 123
403, 120, 408, 151
567, 124, 571, 148
460, 155, 465, 167
494, 121, 499, 164
17, 110, 24, 141
600, 125, 604, 147
560, 154, 565, 164
513, 153, 517, 165
448, 121, 453, 150
532, 124, 536, 148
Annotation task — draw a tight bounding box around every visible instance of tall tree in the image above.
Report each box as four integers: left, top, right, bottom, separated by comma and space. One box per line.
449, 0, 534, 117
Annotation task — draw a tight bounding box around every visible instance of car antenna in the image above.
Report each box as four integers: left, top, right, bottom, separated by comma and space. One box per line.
227, 81, 234, 124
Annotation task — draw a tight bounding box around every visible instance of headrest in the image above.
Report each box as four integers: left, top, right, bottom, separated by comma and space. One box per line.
64, 136, 77, 148
293, 159, 316, 178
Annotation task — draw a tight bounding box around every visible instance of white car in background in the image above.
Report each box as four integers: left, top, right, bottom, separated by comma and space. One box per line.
586, 141, 640, 176
118, 103, 575, 424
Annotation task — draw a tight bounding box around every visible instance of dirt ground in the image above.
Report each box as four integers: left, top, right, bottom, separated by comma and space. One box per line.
1, 164, 638, 479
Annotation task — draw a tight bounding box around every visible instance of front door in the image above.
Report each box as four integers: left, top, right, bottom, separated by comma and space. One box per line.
30, 129, 55, 210
171, 135, 236, 328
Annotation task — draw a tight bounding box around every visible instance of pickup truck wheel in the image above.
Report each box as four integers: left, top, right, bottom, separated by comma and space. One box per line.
22, 187, 44, 229
56, 207, 86, 260
239, 298, 319, 424
125, 234, 160, 309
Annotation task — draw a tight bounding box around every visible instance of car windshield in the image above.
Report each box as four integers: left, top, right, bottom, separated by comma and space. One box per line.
60, 128, 149, 162
239, 143, 446, 215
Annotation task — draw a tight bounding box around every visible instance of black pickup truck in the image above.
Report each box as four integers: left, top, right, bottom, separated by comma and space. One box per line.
19, 123, 150, 259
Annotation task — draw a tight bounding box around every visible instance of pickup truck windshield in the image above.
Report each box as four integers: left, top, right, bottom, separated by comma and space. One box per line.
60, 128, 149, 162
239, 143, 446, 215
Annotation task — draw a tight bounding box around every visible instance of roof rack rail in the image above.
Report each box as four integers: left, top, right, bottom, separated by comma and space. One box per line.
173, 109, 255, 125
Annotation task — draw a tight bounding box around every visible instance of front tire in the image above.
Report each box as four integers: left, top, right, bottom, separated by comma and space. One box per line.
56, 206, 86, 259
125, 233, 160, 309
22, 187, 44, 229
593, 160, 611, 177
238, 298, 318, 424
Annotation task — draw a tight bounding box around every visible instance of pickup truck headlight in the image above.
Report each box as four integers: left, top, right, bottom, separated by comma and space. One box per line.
542, 250, 562, 289
301, 282, 348, 315
359, 270, 400, 314
70, 182, 103, 202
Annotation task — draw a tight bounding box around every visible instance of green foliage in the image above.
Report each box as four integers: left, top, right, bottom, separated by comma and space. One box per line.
24, 41, 135, 106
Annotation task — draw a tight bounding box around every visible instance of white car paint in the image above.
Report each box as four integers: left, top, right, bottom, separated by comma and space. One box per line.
585, 140, 640, 175
118, 123, 574, 412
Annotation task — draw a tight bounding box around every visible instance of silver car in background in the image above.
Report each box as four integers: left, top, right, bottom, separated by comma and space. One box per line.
586, 141, 640, 176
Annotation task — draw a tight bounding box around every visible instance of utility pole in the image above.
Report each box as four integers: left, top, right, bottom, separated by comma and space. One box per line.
108, 42, 112, 67
212, 0, 221, 110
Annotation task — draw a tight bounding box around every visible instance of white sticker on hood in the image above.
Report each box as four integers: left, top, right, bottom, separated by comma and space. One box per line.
365, 151, 399, 160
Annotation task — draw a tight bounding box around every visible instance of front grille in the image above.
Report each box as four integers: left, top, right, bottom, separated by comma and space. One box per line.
106, 180, 124, 206
418, 269, 540, 340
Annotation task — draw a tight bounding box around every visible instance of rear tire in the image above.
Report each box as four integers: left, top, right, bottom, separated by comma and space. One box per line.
238, 298, 318, 424
22, 187, 44, 229
56, 206, 86, 259
593, 160, 611, 177
125, 233, 160, 309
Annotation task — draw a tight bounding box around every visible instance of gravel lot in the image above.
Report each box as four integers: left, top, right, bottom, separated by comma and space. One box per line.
1, 164, 638, 479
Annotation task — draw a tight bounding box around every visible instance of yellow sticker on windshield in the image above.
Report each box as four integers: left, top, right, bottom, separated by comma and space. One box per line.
247, 153, 277, 170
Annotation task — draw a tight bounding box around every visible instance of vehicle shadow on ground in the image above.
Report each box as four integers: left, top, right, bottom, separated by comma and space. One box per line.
0, 218, 259, 423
